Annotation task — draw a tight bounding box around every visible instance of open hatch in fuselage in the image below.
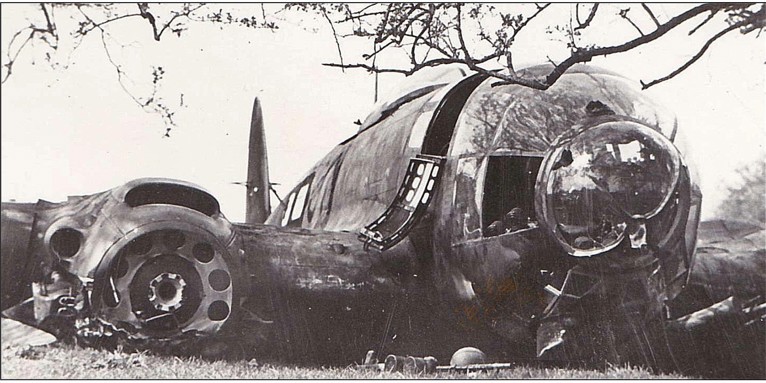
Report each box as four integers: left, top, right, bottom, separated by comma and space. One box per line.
481, 155, 543, 237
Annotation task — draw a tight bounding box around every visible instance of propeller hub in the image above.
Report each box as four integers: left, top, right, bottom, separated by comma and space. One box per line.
148, 272, 186, 312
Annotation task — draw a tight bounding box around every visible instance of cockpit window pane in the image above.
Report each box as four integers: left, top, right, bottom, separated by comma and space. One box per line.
359, 84, 446, 131
281, 174, 314, 227
281, 192, 297, 226
452, 157, 483, 241
290, 183, 309, 222
359, 66, 469, 133
451, 69, 677, 157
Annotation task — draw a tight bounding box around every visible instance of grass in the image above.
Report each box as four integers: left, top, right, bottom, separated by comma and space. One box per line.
1, 343, 690, 379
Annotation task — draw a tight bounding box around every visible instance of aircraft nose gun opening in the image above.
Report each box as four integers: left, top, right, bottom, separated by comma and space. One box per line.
538, 121, 682, 257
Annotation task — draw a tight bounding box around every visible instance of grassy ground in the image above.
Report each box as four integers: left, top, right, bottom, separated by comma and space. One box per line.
1, 343, 690, 379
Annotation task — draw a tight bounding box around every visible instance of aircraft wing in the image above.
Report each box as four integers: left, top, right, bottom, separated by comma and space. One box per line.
1, 318, 56, 347
690, 219, 765, 301
666, 218, 764, 318
662, 219, 765, 378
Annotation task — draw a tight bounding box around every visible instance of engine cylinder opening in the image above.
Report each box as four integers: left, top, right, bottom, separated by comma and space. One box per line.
127, 236, 153, 256
208, 269, 231, 292
124, 183, 220, 217
207, 300, 230, 321
161, 230, 186, 249
50, 228, 83, 258
193, 243, 215, 263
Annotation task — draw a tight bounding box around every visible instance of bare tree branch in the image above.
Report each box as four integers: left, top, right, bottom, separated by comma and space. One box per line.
322, 62, 410, 74
38, 3, 58, 47
79, 13, 143, 36
524, 3, 748, 89
641, 8, 763, 89
137, 3, 159, 40
2, 3, 287, 131
98, 31, 143, 107
2, 4, 61, 84
688, 9, 719, 36
619, 8, 645, 36
321, 3, 759, 92
641, 4, 661, 28
83, 15, 178, 131
338, 10, 387, 23
507, 3, 550, 45
323, 57, 469, 75
156, 4, 206, 40
409, 9, 433, 64
574, 3, 599, 31
362, 40, 395, 61
260, 4, 267, 22
4, 3, 763, 132
137, 3, 205, 41
321, 7, 345, 72
2, 29, 35, 84
455, 5, 473, 62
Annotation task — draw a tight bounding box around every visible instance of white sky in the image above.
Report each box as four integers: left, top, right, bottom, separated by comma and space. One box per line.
1, 4, 764, 222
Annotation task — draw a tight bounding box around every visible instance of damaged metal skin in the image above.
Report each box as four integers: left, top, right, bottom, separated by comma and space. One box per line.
1, 64, 763, 378
1, 178, 244, 349
424, 65, 704, 367
1, 178, 416, 362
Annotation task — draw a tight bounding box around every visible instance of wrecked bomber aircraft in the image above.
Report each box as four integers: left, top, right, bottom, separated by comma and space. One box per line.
2, 64, 764, 378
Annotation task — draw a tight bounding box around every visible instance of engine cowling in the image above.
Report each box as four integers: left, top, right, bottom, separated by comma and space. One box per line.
2, 178, 245, 344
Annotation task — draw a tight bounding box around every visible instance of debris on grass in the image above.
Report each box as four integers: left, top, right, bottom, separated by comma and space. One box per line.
89, 350, 146, 369
1, 343, 692, 379
15, 345, 45, 360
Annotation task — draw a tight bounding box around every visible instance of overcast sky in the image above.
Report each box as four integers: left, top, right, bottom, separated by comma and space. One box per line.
2, 3, 764, 222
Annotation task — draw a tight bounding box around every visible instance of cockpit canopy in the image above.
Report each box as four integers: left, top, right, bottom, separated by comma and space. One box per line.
540, 120, 682, 256
358, 65, 468, 132
449, 64, 682, 244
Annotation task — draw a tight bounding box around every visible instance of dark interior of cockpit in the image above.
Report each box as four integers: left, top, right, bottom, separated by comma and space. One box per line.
482, 156, 543, 237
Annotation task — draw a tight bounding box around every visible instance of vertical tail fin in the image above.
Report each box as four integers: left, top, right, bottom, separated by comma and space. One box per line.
245, 97, 271, 224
